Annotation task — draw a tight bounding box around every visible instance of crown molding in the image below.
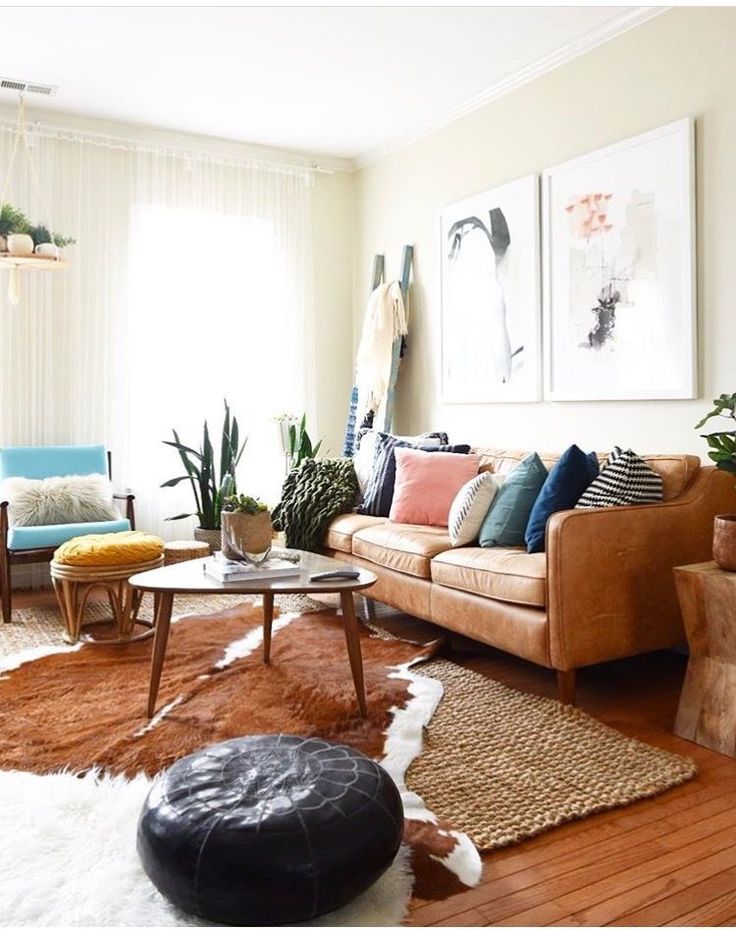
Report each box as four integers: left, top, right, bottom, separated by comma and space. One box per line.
353, 6, 668, 170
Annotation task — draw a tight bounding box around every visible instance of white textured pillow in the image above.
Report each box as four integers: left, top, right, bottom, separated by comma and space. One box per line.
448, 472, 500, 547
1, 474, 119, 527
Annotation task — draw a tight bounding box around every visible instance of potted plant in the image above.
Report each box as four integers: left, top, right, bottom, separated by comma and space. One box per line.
221, 494, 272, 563
0, 203, 30, 253
0, 203, 33, 256
52, 233, 77, 255
28, 224, 58, 259
696, 393, 736, 570
162, 400, 247, 552
29, 227, 76, 259
287, 413, 323, 471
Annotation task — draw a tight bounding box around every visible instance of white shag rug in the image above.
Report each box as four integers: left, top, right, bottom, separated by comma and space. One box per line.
0, 769, 414, 928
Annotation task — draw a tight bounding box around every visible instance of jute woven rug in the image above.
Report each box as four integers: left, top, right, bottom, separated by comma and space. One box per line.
0, 596, 696, 859
0, 592, 320, 656
406, 658, 696, 850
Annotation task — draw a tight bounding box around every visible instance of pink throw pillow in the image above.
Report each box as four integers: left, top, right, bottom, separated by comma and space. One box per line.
389, 447, 481, 527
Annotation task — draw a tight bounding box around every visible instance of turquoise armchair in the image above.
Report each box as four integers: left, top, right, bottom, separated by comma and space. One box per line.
0, 444, 135, 623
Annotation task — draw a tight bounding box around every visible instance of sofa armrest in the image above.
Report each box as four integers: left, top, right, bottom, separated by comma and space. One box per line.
113, 491, 136, 530
546, 467, 736, 671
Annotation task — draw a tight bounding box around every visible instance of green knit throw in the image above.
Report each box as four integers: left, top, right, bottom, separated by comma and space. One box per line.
272, 457, 359, 553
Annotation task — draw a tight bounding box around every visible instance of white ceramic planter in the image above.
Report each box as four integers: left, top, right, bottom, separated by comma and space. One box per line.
7, 233, 34, 257
35, 243, 59, 259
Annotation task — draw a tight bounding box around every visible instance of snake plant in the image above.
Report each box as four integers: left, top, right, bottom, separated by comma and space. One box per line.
288, 413, 323, 470
162, 400, 247, 528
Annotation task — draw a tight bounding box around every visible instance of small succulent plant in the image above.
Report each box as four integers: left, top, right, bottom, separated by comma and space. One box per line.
222, 494, 269, 515
53, 234, 77, 249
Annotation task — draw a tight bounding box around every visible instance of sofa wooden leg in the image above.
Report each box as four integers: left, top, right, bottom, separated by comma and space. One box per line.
557, 669, 576, 705
0, 552, 11, 624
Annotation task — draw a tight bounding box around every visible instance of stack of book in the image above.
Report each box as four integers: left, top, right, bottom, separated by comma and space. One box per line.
204, 553, 301, 583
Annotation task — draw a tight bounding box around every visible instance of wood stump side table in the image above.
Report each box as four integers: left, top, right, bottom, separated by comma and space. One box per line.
674, 562, 736, 758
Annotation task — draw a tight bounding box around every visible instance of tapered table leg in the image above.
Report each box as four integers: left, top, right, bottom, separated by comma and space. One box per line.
147, 591, 175, 717
340, 590, 367, 718
262, 591, 274, 664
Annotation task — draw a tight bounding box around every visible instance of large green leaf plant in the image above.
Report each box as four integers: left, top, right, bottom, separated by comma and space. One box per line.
696, 393, 736, 475
162, 400, 247, 529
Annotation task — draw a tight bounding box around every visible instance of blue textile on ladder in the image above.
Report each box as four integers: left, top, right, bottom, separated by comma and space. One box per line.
342, 385, 359, 457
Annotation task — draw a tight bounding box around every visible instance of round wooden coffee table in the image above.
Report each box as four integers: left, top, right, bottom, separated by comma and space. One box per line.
128, 551, 377, 719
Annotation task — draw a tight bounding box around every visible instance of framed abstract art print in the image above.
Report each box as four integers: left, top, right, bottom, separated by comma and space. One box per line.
542, 118, 696, 401
439, 174, 541, 403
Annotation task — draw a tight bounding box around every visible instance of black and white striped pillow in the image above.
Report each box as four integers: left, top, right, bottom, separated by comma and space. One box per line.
576, 447, 663, 508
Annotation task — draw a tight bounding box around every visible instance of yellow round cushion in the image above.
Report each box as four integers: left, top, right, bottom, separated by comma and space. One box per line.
54, 531, 164, 567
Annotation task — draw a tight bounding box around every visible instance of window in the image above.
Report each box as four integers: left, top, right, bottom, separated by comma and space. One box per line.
125, 203, 304, 536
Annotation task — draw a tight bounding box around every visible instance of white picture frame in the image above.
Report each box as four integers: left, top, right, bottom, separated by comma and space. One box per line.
542, 118, 696, 401
439, 174, 541, 403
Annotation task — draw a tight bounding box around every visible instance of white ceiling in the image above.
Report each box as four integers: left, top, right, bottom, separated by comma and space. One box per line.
0, 6, 655, 164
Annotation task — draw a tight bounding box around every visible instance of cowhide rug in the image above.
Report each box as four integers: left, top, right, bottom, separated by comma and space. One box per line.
0, 598, 482, 914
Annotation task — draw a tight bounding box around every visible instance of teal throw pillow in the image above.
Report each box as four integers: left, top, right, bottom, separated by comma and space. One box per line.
479, 453, 548, 548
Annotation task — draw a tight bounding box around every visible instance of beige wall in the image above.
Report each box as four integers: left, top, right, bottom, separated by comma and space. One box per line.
311, 170, 355, 456
354, 7, 736, 456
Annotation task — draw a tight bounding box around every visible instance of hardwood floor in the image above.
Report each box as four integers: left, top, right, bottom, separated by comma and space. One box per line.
406, 638, 736, 927
10, 589, 736, 926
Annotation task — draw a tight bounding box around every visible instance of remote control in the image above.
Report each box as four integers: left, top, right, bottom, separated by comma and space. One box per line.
309, 569, 360, 581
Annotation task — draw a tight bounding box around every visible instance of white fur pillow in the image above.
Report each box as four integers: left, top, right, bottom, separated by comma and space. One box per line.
448, 471, 501, 547
1, 474, 119, 527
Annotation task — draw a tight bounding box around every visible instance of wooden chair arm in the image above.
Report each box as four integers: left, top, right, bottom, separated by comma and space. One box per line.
113, 492, 136, 530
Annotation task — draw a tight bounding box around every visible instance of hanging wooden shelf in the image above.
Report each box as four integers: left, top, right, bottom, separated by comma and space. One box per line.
0, 254, 70, 270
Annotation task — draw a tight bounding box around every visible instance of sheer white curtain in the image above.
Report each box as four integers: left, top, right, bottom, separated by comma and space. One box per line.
0, 122, 314, 541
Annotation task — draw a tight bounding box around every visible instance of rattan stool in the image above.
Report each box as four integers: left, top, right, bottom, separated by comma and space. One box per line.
164, 540, 210, 566
51, 556, 165, 645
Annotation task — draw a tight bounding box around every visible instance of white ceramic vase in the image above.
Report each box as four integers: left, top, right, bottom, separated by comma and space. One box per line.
35, 243, 59, 259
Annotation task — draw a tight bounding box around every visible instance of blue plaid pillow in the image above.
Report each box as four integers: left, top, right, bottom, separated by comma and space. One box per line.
358, 433, 470, 517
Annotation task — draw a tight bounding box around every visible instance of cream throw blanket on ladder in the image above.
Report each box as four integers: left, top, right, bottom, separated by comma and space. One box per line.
355, 281, 408, 432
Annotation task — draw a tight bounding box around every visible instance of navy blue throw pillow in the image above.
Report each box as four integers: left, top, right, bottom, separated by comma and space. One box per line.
524, 445, 599, 553
358, 434, 471, 517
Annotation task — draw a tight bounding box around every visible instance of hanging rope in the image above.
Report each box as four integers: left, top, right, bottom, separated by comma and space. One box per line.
0, 101, 23, 210
0, 95, 52, 220
1, 94, 66, 305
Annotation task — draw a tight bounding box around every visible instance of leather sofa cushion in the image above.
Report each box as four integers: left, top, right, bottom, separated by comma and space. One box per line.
642, 455, 700, 502
352, 523, 451, 578
474, 448, 699, 503
431, 546, 546, 608
325, 513, 387, 553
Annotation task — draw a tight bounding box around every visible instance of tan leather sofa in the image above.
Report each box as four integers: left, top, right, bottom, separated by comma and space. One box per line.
324, 448, 736, 704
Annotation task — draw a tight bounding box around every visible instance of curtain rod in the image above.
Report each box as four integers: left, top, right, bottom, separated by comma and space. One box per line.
0, 118, 332, 180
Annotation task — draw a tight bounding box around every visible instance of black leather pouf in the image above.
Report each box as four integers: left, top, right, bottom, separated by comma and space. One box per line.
137, 734, 404, 926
